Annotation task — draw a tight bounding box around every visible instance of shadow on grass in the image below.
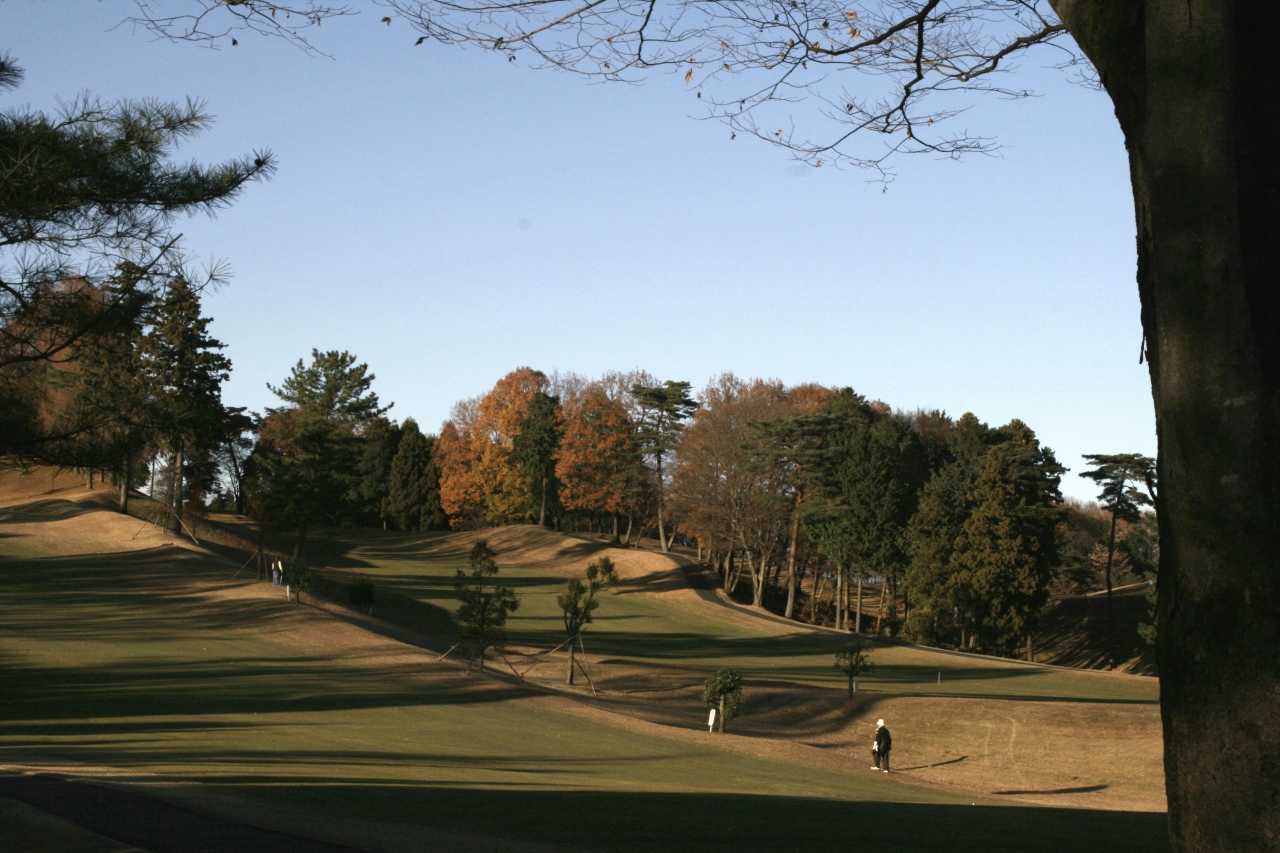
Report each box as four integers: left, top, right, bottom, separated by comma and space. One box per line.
0, 773, 1169, 853
382, 787, 1168, 853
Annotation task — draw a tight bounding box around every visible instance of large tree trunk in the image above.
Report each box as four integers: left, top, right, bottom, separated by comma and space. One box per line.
118, 456, 130, 513
748, 550, 765, 607
784, 516, 799, 618
1053, 2, 1280, 848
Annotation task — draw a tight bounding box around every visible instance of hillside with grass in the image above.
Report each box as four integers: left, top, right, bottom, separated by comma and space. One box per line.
0, 467, 1167, 852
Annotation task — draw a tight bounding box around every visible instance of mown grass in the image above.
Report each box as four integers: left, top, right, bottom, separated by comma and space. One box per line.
306, 529, 1159, 705
0, 540, 1167, 852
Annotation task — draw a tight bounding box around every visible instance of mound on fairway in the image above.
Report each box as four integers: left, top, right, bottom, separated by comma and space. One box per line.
0, 470, 1168, 852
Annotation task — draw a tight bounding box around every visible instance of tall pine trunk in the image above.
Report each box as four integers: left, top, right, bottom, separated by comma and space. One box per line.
118, 456, 130, 513
855, 573, 864, 634
785, 517, 799, 618
655, 452, 669, 553
171, 445, 183, 535
1104, 510, 1119, 669
1051, 2, 1280, 846
538, 476, 547, 527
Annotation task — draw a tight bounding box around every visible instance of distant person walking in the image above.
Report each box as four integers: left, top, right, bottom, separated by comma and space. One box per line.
872, 719, 891, 773
272, 560, 282, 586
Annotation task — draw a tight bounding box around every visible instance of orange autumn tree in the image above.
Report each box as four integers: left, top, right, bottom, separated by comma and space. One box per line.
555, 383, 640, 542
436, 397, 484, 528
472, 367, 547, 524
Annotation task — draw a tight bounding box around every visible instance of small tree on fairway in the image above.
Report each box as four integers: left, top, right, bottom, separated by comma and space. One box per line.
834, 637, 876, 698
557, 557, 619, 685
454, 540, 519, 672
701, 667, 743, 734
283, 558, 313, 604
349, 577, 375, 615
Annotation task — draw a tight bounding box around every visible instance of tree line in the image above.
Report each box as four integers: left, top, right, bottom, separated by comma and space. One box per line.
416, 366, 1158, 660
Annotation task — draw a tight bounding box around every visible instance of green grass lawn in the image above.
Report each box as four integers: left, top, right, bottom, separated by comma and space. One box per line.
0, 535, 1168, 852
306, 530, 1160, 705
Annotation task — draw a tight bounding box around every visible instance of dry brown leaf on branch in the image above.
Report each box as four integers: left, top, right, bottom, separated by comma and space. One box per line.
381, 16, 392, 25
685, 68, 694, 83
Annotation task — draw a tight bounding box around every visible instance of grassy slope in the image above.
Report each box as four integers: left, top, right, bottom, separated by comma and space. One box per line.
0, 479, 1167, 851
295, 524, 1159, 705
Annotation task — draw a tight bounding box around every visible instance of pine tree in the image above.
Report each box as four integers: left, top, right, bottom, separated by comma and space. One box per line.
949, 434, 1064, 654
1081, 453, 1157, 668
355, 416, 403, 527
510, 390, 563, 527
253, 350, 388, 557
802, 390, 924, 632
136, 278, 232, 531
386, 419, 444, 532
630, 380, 696, 553
0, 56, 271, 458
453, 540, 519, 673
904, 418, 1063, 654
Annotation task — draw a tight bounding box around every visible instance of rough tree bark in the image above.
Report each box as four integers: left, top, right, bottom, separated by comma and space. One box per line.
855, 573, 864, 634
1052, 2, 1280, 848
784, 515, 800, 619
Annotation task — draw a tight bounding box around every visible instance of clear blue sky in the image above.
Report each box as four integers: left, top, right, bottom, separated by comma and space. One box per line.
2, 1, 1152, 499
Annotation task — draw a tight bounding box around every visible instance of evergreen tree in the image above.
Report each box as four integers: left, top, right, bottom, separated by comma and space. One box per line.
61, 270, 152, 511
510, 390, 563, 527
0, 55, 271, 458
802, 390, 923, 632
354, 416, 403, 527
136, 277, 232, 531
253, 350, 388, 557
701, 667, 743, 734
949, 432, 1064, 655
557, 557, 618, 684
453, 540, 519, 673
630, 380, 696, 553
386, 419, 445, 532
1081, 453, 1157, 668
904, 418, 1063, 655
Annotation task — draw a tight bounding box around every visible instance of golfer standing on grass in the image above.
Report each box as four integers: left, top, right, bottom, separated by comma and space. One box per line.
872, 719, 891, 773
